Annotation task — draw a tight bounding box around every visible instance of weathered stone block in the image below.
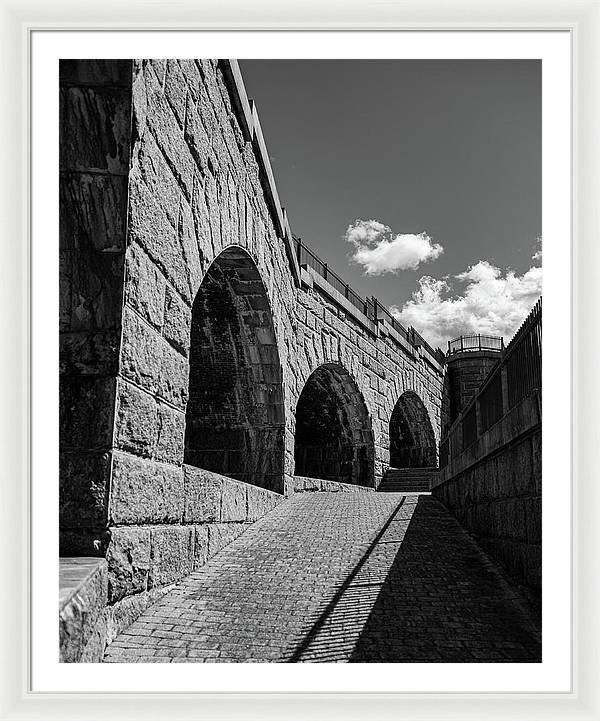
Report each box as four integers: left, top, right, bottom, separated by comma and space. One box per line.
60, 451, 111, 530
109, 452, 184, 525
106, 526, 151, 602
60, 59, 132, 88
158, 341, 189, 409
79, 609, 109, 662
60, 376, 116, 451
148, 526, 194, 588
164, 59, 188, 129
60, 172, 128, 253
120, 306, 162, 395
184, 99, 211, 171
144, 65, 195, 200
59, 251, 72, 330
125, 242, 166, 330
162, 286, 191, 356
149, 59, 166, 83
114, 380, 158, 458
60, 85, 132, 174
183, 465, 222, 523
220, 479, 247, 522
154, 404, 185, 464
246, 485, 282, 522
67, 246, 125, 332
60, 330, 120, 376
133, 130, 180, 228
127, 172, 190, 301
179, 197, 203, 299
59, 558, 108, 663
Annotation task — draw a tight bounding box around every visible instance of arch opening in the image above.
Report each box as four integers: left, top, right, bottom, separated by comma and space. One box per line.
389, 391, 437, 468
184, 246, 285, 493
294, 364, 374, 487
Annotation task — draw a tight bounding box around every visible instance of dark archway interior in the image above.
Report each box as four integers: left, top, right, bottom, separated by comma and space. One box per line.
294, 364, 374, 487
389, 391, 437, 468
184, 247, 285, 493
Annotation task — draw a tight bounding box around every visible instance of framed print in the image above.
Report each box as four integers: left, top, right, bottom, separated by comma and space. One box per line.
1, 1, 599, 719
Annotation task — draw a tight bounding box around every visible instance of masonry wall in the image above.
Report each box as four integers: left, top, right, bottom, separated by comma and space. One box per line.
292, 285, 443, 485
105, 58, 298, 605
60, 58, 445, 611
433, 391, 541, 592
59, 60, 133, 555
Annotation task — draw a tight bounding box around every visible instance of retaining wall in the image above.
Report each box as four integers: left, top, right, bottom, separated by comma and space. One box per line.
433, 391, 541, 592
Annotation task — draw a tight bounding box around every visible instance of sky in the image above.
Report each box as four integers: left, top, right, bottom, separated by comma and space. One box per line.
239, 60, 542, 350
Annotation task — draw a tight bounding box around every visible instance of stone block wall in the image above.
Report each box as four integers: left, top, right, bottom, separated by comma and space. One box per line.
59, 60, 133, 555
106, 465, 284, 603
289, 476, 375, 494
433, 391, 541, 592
292, 284, 443, 482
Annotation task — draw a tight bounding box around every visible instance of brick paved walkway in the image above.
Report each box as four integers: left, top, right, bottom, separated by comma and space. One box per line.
104, 494, 541, 663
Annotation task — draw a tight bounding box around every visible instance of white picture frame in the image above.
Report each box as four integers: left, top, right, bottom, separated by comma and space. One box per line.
2, 0, 599, 718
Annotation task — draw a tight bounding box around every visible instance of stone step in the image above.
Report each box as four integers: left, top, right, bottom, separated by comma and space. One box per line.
378, 484, 432, 493
378, 467, 438, 493
384, 473, 436, 481
386, 467, 438, 476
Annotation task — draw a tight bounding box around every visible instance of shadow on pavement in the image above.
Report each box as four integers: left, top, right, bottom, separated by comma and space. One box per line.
291, 496, 541, 663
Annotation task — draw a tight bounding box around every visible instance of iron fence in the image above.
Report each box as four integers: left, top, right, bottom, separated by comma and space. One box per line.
296, 239, 374, 319
505, 299, 542, 409
447, 334, 504, 355
371, 299, 409, 341
479, 369, 504, 433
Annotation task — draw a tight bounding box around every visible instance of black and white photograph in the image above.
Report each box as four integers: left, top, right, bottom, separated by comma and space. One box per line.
56, 56, 544, 665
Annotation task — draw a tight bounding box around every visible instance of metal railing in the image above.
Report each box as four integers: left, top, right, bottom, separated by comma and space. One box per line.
294, 236, 443, 362
439, 297, 542, 468
371, 299, 409, 342
461, 404, 478, 450
505, 298, 542, 409
447, 334, 504, 355
479, 369, 504, 433
296, 238, 374, 319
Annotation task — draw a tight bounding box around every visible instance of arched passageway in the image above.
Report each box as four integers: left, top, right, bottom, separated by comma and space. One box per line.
294, 364, 374, 487
389, 391, 436, 468
184, 247, 285, 492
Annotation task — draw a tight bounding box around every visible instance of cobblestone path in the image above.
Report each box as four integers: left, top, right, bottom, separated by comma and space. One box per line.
104, 494, 541, 663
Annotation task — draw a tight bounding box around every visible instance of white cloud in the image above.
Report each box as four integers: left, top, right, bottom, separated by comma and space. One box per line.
391, 258, 542, 350
345, 219, 443, 275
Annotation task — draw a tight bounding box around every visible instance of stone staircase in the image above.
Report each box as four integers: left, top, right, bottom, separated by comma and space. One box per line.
377, 467, 438, 494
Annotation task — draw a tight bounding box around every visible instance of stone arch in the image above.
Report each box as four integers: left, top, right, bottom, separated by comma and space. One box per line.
388, 390, 437, 468
293, 363, 375, 487
184, 245, 285, 493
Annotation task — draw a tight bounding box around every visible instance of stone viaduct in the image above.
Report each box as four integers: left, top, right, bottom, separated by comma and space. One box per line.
59, 59, 446, 621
